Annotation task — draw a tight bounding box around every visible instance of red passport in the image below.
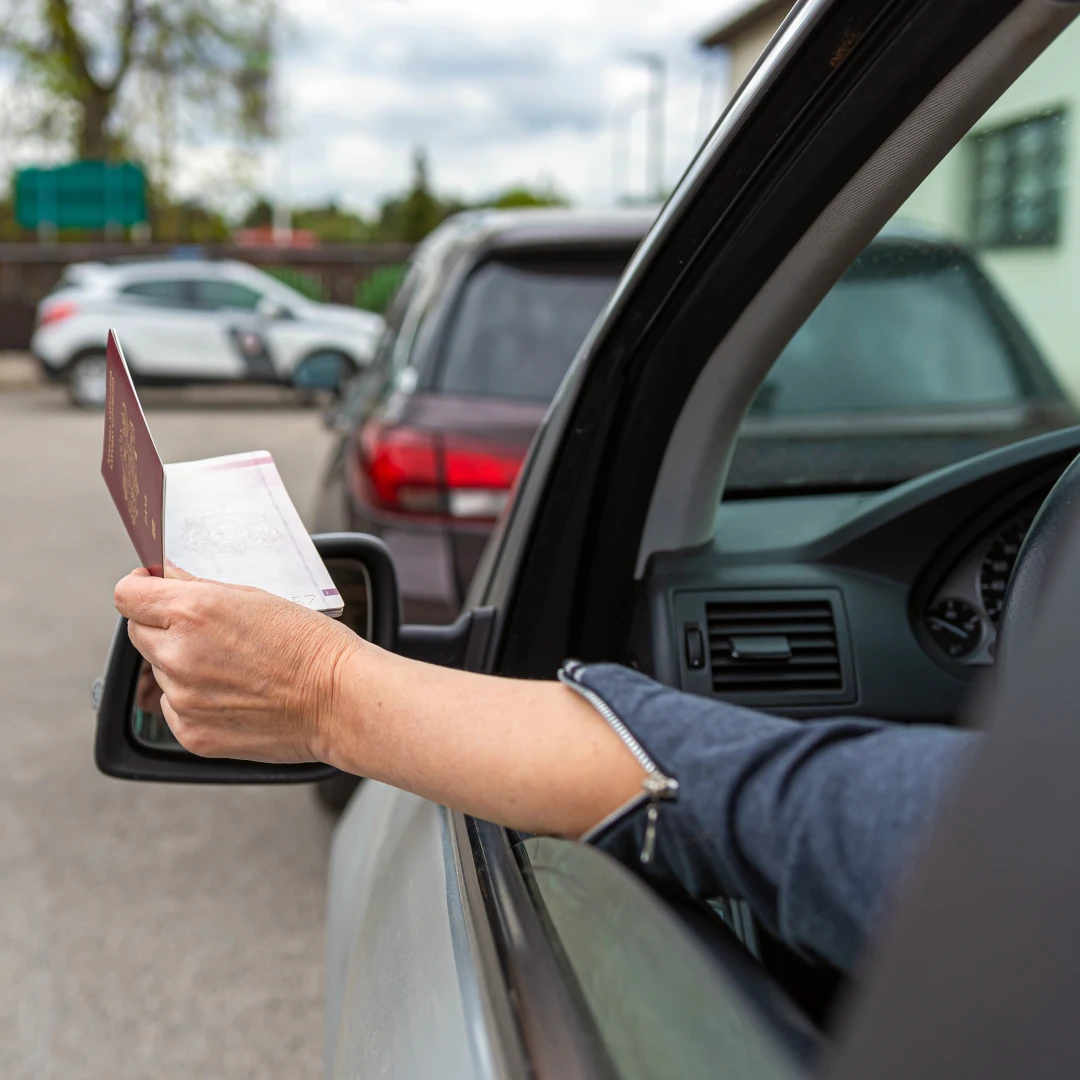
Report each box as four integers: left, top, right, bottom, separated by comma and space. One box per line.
101, 330, 165, 576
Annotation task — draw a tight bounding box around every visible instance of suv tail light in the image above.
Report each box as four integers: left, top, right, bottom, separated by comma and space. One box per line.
38, 300, 79, 328
354, 422, 525, 521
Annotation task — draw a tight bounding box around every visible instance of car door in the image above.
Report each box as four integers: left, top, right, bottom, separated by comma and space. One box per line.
325, 782, 814, 1079
188, 276, 278, 381
113, 276, 245, 380
325, 0, 1076, 1075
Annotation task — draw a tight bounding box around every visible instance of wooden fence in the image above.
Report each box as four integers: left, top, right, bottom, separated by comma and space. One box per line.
0, 242, 415, 350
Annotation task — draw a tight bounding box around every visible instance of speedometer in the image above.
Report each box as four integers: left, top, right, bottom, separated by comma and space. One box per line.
979, 510, 1035, 624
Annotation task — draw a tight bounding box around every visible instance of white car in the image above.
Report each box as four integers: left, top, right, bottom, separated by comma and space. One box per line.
32, 258, 386, 407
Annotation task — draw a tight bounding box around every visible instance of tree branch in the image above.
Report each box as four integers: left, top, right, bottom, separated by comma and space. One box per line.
104, 0, 142, 94
44, 0, 98, 91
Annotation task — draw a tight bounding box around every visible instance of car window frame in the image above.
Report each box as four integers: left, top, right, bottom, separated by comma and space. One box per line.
478, 0, 1054, 679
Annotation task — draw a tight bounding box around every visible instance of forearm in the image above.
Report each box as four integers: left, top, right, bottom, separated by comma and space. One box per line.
569, 664, 978, 970
321, 642, 647, 837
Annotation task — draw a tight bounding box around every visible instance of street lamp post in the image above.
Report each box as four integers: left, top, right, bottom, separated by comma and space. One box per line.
630, 52, 666, 201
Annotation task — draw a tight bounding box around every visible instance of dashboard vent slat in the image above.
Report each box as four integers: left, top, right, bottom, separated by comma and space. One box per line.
706, 598, 844, 697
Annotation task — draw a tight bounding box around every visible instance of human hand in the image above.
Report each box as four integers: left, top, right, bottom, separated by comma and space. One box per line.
114, 567, 363, 763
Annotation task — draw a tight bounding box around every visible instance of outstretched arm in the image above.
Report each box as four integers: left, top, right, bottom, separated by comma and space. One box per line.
114, 568, 977, 969
113, 568, 647, 838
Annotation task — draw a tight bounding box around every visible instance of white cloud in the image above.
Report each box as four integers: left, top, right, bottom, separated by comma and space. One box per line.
249, 0, 740, 213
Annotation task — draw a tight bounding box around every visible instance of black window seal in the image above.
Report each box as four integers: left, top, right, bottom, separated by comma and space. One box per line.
452, 812, 618, 1080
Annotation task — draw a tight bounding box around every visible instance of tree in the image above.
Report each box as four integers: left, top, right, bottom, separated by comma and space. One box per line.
292, 200, 371, 243
241, 196, 274, 229
374, 148, 457, 243
0, 0, 275, 161
486, 184, 569, 209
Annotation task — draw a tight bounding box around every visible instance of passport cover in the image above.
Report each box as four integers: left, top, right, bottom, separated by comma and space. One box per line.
102, 329, 165, 576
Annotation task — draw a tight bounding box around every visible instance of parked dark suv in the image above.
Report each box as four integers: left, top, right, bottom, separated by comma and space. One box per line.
314, 207, 657, 622
317, 210, 1073, 623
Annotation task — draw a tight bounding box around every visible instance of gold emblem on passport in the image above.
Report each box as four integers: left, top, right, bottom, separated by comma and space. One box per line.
120, 402, 140, 526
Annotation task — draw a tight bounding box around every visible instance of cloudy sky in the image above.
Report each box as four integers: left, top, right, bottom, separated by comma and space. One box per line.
254, 0, 740, 213
1, 0, 748, 216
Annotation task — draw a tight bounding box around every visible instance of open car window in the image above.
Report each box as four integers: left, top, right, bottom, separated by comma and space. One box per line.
726, 18, 1080, 496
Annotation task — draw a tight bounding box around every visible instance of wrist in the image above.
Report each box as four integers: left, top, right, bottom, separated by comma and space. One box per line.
305, 625, 366, 766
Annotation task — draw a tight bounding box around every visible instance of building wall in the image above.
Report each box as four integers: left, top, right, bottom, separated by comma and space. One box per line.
900, 24, 1080, 399
725, 11, 789, 98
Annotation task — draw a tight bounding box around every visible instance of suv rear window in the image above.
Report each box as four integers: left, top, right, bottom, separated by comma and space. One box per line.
436, 255, 627, 400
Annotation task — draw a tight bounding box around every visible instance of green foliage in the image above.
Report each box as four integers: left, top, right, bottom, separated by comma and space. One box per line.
355, 264, 408, 314
373, 148, 457, 243
0, 198, 21, 240
486, 184, 569, 209
292, 200, 371, 243
150, 197, 230, 243
242, 198, 274, 229
265, 266, 325, 302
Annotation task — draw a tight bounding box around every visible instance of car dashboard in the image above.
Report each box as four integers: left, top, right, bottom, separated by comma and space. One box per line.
641, 428, 1080, 725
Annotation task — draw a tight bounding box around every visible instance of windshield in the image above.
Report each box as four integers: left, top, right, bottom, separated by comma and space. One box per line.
436, 256, 626, 400
726, 20, 1078, 496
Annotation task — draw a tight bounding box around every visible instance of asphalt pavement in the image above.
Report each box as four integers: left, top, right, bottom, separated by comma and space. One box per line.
0, 375, 340, 1078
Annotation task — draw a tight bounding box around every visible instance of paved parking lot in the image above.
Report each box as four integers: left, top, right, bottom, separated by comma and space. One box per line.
0, 374, 339, 1079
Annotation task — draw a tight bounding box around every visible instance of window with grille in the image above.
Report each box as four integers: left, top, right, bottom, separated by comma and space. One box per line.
969, 110, 1067, 249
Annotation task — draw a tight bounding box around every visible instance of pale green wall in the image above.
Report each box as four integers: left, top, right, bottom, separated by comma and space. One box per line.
900, 23, 1080, 400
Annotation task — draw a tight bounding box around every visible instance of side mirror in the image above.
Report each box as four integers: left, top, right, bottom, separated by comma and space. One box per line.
94, 533, 400, 783
293, 351, 352, 395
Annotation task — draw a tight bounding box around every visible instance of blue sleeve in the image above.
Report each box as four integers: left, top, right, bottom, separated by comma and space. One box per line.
561, 661, 977, 971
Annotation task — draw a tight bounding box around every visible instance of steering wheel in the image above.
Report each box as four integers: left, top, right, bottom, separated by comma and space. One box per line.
998, 451, 1080, 664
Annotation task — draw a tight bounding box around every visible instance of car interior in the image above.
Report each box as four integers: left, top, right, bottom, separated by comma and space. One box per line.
469, 0, 1080, 1062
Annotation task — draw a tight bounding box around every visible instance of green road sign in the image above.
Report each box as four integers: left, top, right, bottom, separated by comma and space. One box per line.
14, 161, 147, 230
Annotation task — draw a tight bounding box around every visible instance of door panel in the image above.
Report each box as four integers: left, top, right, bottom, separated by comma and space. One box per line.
324, 783, 499, 1079
111, 301, 242, 379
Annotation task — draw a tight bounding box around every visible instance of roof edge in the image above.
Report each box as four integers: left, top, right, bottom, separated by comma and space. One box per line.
699, 0, 793, 48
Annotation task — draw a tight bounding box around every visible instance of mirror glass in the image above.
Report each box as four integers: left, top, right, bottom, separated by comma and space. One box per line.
129, 556, 372, 753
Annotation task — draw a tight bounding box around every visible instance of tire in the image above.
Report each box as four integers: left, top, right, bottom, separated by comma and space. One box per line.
67, 351, 109, 409
314, 772, 363, 814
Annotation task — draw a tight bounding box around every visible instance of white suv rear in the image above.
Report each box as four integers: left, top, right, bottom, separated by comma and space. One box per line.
32, 258, 385, 407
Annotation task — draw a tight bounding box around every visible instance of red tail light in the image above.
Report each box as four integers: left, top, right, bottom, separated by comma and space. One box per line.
354, 422, 525, 520
38, 300, 79, 328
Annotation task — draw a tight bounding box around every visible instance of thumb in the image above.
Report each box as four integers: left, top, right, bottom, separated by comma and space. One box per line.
164, 564, 199, 582
162, 562, 258, 593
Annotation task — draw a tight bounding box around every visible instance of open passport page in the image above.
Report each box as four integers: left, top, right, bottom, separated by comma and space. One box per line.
100, 329, 343, 617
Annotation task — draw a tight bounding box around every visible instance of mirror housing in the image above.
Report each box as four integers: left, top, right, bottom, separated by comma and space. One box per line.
94, 533, 400, 784
256, 295, 291, 320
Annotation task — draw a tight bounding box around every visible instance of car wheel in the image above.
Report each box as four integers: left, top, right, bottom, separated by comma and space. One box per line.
314, 772, 362, 814
67, 352, 109, 409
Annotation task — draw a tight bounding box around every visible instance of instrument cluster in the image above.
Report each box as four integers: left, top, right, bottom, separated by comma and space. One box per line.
922, 504, 1038, 665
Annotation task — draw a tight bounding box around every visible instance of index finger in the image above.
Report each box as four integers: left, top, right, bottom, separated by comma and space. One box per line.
113, 571, 192, 628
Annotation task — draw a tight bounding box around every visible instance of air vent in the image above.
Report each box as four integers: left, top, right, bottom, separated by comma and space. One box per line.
706, 598, 843, 698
